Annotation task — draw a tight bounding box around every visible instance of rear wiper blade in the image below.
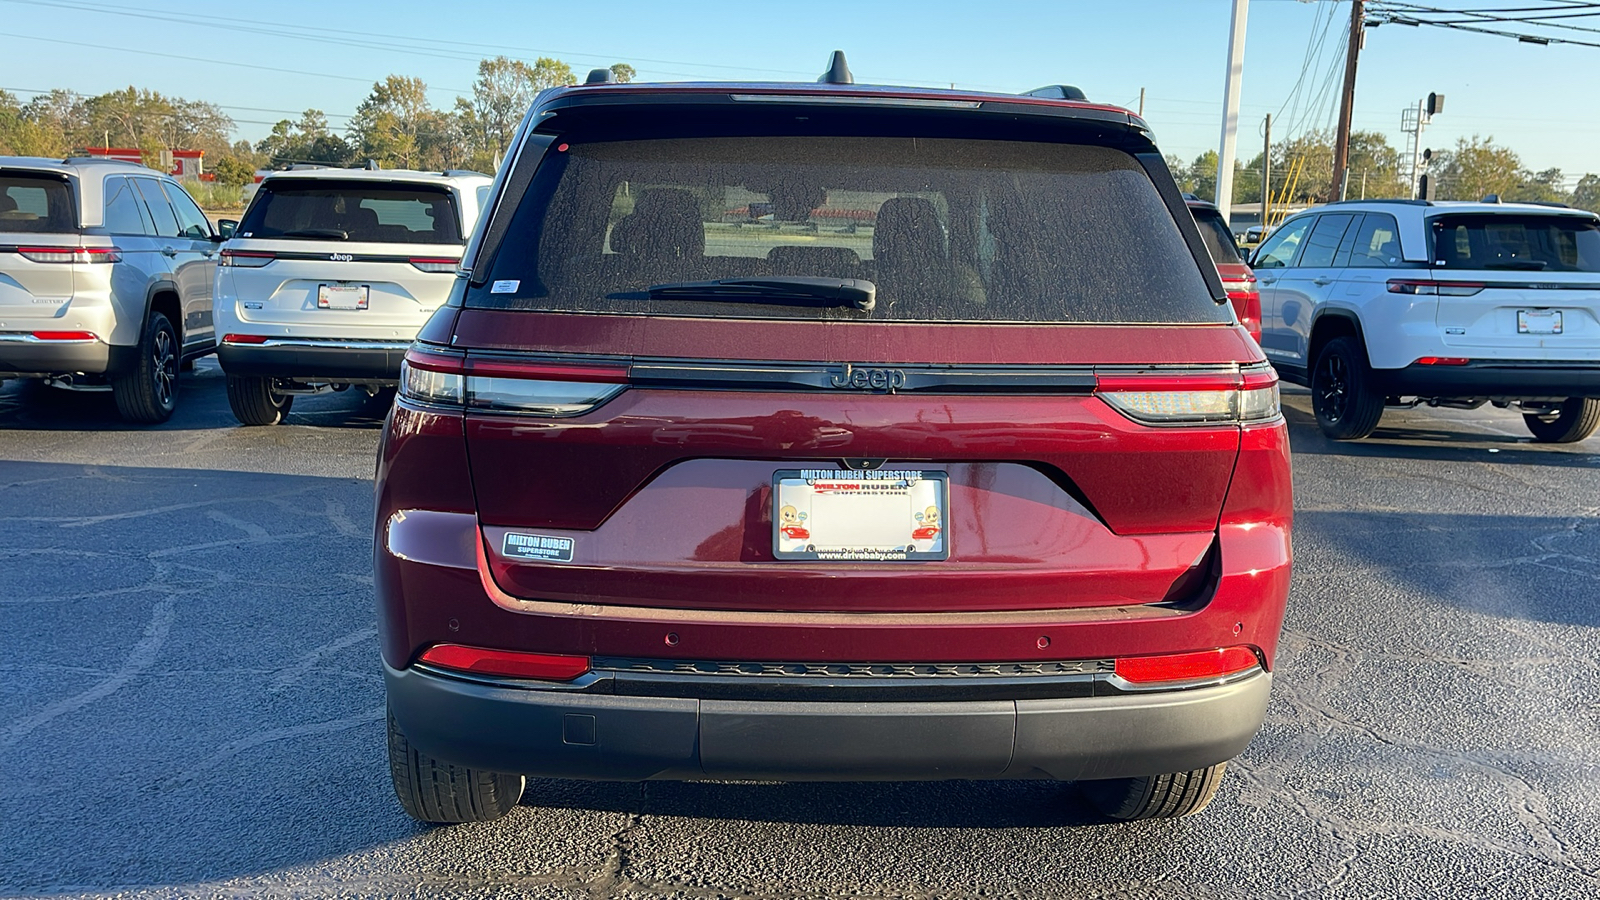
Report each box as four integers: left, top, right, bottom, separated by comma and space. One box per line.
278, 228, 349, 240
646, 277, 875, 312
1482, 259, 1548, 270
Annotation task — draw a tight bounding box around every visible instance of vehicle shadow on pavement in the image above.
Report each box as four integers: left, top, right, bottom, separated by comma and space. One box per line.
521, 776, 1112, 829
1282, 403, 1600, 469
0, 368, 391, 432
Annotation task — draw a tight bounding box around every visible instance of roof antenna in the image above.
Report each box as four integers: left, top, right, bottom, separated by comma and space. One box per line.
818, 50, 853, 85
584, 68, 616, 85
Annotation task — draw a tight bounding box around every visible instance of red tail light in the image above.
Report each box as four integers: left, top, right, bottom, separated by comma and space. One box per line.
1416, 357, 1470, 366
409, 257, 459, 273
30, 331, 98, 342
219, 249, 274, 268
399, 348, 628, 416
417, 644, 591, 681
1224, 275, 1262, 344
1096, 366, 1280, 426
16, 247, 121, 264
221, 333, 270, 344
1114, 646, 1260, 684
1387, 279, 1484, 297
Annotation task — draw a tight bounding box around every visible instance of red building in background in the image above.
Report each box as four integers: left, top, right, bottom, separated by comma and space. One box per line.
82, 147, 211, 180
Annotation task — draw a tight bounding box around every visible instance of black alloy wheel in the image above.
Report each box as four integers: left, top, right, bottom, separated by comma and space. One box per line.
1310, 336, 1384, 441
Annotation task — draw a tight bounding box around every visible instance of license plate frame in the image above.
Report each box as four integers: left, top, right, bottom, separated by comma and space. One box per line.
317, 283, 369, 310
1517, 309, 1562, 334
771, 468, 949, 562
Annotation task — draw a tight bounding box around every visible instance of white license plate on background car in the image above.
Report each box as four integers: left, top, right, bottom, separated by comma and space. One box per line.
317, 284, 369, 310
772, 469, 949, 561
1517, 309, 1562, 334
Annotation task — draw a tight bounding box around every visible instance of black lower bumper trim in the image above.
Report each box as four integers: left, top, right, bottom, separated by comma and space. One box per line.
384, 663, 1271, 782
1373, 361, 1600, 398
217, 342, 406, 382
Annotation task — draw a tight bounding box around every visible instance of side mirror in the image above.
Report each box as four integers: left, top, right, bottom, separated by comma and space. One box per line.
216, 219, 238, 240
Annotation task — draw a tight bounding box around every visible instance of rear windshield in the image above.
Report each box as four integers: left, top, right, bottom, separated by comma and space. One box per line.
0, 172, 75, 233
237, 179, 461, 244
1190, 206, 1243, 265
471, 136, 1226, 324
1431, 214, 1600, 272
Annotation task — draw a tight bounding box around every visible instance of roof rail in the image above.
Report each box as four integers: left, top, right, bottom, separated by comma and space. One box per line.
818, 50, 853, 85
1479, 194, 1569, 208
442, 169, 490, 178
584, 68, 616, 85
1325, 198, 1432, 207
1022, 84, 1089, 101
59, 156, 148, 167
287, 163, 327, 171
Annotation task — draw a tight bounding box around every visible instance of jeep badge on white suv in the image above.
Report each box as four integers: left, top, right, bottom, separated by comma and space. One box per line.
213, 166, 492, 425
1251, 198, 1600, 443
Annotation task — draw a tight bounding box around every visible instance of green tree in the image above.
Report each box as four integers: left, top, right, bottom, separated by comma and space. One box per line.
211, 155, 257, 186
1571, 174, 1600, 214
1188, 150, 1219, 202
609, 63, 636, 84
258, 109, 354, 167
348, 75, 453, 169
1431, 135, 1523, 201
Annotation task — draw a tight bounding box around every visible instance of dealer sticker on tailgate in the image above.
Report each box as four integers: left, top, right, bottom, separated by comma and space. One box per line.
502, 532, 575, 562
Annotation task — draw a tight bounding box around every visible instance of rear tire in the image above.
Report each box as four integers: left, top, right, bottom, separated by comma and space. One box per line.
387, 708, 524, 824
226, 375, 293, 426
112, 311, 179, 424
1311, 336, 1384, 440
1524, 398, 1600, 444
1082, 762, 1228, 821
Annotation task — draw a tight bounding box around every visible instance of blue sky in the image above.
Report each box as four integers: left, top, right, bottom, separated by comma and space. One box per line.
2, 0, 1597, 185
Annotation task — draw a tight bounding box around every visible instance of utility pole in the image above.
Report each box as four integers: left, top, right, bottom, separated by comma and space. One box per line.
1262, 113, 1272, 233
1215, 0, 1250, 223
1331, 0, 1366, 201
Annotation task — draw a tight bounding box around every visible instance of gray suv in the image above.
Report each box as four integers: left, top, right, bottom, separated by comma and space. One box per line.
1, 157, 220, 422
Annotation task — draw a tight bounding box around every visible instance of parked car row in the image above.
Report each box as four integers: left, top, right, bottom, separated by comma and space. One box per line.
0, 156, 490, 424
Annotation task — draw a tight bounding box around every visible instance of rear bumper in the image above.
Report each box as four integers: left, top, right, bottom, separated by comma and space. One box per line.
217, 339, 410, 382
384, 662, 1271, 782
1372, 360, 1600, 398
0, 334, 111, 376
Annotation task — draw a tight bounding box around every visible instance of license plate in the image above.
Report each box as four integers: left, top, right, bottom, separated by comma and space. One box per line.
1517, 309, 1562, 334
317, 284, 369, 310
772, 469, 949, 561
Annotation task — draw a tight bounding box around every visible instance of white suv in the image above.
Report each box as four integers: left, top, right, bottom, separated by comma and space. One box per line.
1250, 198, 1600, 443
2, 157, 219, 422
213, 167, 492, 424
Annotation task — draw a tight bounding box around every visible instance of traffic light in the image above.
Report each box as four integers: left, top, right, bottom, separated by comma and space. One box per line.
1427, 93, 1445, 116
1418, 173, 1436, 201
1422, 148, 1434, 166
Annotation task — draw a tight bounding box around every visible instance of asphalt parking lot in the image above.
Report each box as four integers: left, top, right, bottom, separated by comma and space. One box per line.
2, 361, 1597, 899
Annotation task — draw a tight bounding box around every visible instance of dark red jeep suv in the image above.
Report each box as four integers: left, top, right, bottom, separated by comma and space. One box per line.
374, 64, 1293, 824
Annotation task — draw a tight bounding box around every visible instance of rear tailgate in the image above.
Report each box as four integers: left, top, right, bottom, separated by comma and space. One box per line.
446, 122, 1265, 618
222, 240, 461, 329
1427, 212, 1600, 358
1, 171, 79, 319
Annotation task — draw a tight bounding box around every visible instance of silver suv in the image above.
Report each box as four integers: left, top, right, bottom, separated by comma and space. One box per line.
0, 156, 220, 422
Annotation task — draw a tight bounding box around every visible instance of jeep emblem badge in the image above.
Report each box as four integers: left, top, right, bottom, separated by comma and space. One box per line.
330, 253, 354, 262
829, 364, 906, 393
